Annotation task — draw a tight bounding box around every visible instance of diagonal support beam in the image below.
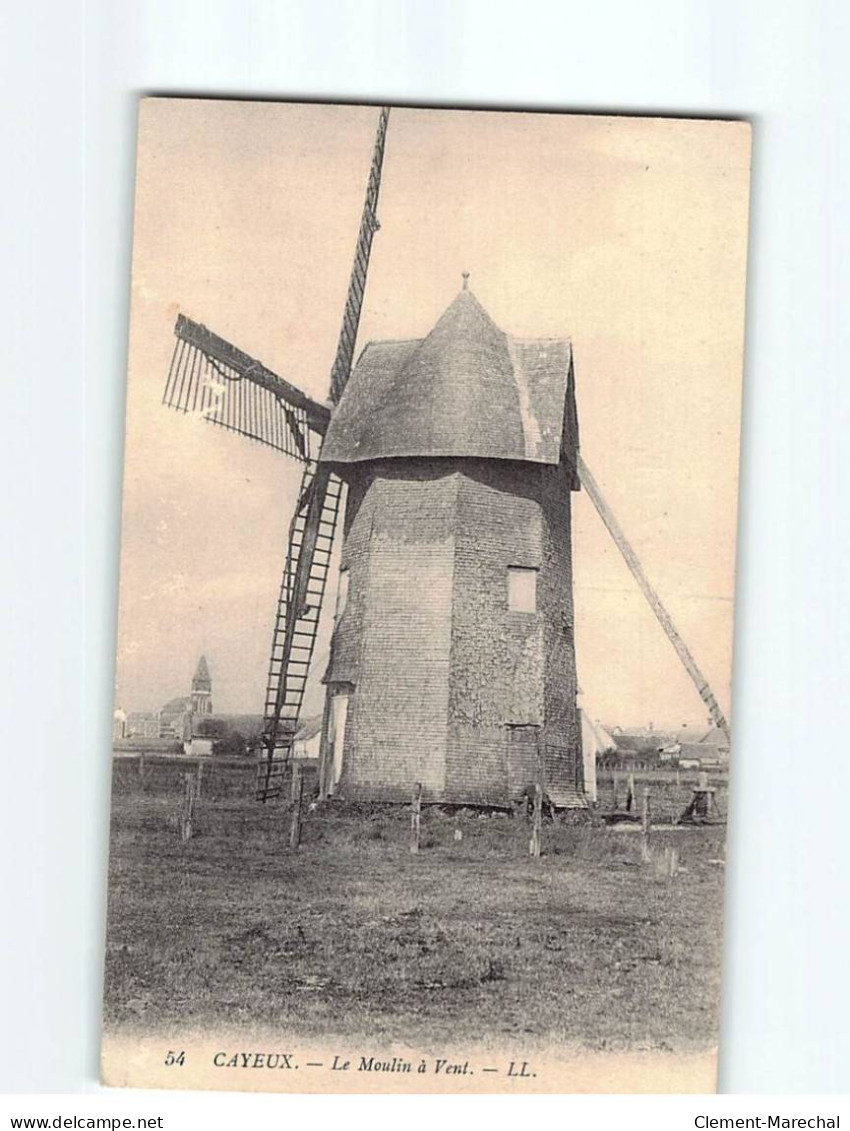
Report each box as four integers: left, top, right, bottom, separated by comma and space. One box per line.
577, 453, 730, 740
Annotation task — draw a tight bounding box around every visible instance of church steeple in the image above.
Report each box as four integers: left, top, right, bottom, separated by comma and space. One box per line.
190, 655, 213, 715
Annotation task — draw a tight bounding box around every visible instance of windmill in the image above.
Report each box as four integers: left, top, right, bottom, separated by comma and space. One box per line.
160, 105, 730, 807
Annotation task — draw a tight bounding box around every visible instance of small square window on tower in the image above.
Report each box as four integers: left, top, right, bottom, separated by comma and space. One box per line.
508, 566, 538, 613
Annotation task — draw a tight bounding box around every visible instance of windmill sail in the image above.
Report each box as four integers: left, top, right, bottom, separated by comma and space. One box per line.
163, 314, 330, 460
329, 106, 390, 403
258, 106, 391, 798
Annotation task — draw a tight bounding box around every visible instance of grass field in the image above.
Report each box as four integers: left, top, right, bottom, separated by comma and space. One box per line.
103, 758, 727, 1055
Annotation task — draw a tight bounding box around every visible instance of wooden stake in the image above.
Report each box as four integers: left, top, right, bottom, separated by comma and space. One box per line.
641, 787, 651, 844
410, 782, 422, 855
289, 770, 304, 851
696, 771, 712, 818
530, 783, 542, 857
626, 773, 636, 812
612, 772, 620, 811
195, 759, 204, 799
180, 772, 195, 842
138, 751, 146, 786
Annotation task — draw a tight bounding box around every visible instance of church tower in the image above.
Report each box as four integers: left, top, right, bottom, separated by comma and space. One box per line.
190, 655, 213, 716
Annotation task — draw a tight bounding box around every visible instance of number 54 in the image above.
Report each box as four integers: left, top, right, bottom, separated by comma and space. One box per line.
164, 1050, 186, 1066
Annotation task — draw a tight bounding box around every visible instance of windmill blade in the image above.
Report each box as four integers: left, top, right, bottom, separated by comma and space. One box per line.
329, 105, 390, 404
258, 106, 392, 796
576, 453, 730, 740
162, 314, 331, 463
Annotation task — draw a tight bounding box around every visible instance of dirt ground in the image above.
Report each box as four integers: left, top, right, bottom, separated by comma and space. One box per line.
103, 758, 727, 1055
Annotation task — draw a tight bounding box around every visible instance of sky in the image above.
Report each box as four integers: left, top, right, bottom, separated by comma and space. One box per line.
115, 99, 750, 729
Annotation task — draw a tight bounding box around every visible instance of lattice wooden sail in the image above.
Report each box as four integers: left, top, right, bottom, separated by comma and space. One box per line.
163, 314, 329, 462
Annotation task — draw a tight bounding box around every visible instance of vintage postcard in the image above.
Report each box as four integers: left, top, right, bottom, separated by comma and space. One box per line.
102, 98, 751, 1093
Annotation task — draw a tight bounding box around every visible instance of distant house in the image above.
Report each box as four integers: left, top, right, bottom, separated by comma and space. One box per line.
596, 721, 729, 771
126, 712, 160, 739
699, 726, 731, 753
184, 736, 214, 758
679, 744, 729, 770
293, 715, 323, 762
598, 731, 662, 771
159, 696, 192, 740
675, 726, 730, 769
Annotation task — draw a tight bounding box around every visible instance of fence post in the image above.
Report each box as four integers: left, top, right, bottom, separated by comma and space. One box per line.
410, 783, 422, 855
195, 759, 204, 800
138, 751, 146, 787
289, 769, 304, 851
180, 772, 195, 842
696, 770, 712, 818
612, 772, 620, 811
626, 773, 636, 813
530, 783, 543, 857
641, 787, 651, 861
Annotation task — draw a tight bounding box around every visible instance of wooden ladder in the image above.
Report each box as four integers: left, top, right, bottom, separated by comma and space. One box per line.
256, 462, 344, 801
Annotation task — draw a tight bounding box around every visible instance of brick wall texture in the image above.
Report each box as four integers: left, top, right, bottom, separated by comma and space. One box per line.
323, 454, 582, 806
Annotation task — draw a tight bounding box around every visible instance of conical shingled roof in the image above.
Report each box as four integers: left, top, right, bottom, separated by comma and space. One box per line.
193, 655, 211, 685
320, 289, 576, 467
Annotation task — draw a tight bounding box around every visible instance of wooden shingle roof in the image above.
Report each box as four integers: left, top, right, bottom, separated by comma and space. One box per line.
320, 289, 577, 468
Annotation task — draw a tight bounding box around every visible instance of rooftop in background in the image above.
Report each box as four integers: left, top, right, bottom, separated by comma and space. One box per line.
608, 724, 731, 752
320, 288, 578, 471
294, 714, 323, 743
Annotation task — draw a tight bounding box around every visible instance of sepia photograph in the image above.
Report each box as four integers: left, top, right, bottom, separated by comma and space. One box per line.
101, 98, 751, 1094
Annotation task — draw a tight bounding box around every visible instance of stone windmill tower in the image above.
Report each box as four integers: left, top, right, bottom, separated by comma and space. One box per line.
318, 282, 583, 807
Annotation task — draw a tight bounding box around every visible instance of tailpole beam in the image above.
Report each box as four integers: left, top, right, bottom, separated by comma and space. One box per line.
576, 454, 730, 740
